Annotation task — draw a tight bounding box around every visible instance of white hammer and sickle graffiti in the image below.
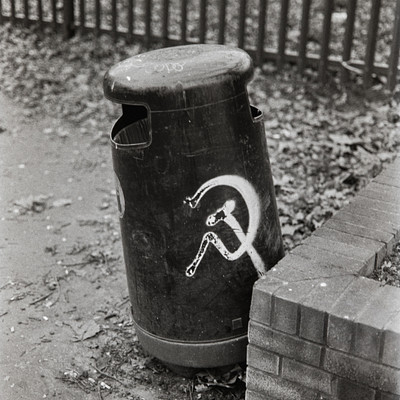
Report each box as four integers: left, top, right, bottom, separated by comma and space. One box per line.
184, 175, 266, 278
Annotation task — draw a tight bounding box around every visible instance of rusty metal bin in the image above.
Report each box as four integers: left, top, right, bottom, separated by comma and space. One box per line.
103, 44, 284, 370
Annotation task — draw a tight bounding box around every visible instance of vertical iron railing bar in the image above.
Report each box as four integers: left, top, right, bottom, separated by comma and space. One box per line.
387, 0, 400, 91
181, 0, 187, 44
23, 0, 29, 27
37, 0, 43, 31
10, 0, 16, 25
340, 0, 357, 83
63, 0, 75, 39
318, 0, 334, 82
297, 0, 311, 74
162, 0, 169, 45
277, 0, 290, 69
128, 0, 134, 42
238, 0, 247, 49
256, 0, 268, 66
218, 0, 227, 44
199, 0, 207, 43
79, 0, 85, 33
364, 0, 382, 87
111, 0, 117, 41
51, 0, 57, 31
145, 0, 152, 48
95, 0, 101, 37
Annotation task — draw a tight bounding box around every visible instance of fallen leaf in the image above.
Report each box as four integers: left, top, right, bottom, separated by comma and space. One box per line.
281, 224, 302, 236
67, 320, 102, 341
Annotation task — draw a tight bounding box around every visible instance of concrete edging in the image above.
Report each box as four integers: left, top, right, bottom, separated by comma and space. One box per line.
246, 157, 400, 400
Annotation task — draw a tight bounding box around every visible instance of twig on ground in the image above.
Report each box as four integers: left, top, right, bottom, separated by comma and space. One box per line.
29, 292, 53, 306
93, 365, 127, 387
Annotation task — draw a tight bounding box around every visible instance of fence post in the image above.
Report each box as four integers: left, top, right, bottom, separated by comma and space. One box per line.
162, 0, 169, 46
63, 0, 75, 39
145, 0, 152, 48
181, 0, 187, 44
318, 0, 334, 82
363, 0, 382, 88
111, 0, 117, 42
238, 0, 247, 49
23, 0, 29, 28
256, 0, 268, 66
218, 0, 227, 44
277, 0, 290, 70
341, 0, 357, 84
199, 0, 207, 43
297, 0, 311, 74
388, 0, 400, 91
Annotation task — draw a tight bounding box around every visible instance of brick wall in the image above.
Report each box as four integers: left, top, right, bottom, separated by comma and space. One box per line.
246, 157, 400, 400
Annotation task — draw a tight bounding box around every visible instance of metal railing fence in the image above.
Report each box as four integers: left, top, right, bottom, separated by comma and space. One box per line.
0, 0, 399, 90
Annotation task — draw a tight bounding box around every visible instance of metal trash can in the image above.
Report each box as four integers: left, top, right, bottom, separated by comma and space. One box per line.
103, 44, 284, 370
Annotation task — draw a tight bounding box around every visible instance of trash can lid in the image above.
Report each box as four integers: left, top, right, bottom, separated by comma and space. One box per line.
103, 44, 253, 112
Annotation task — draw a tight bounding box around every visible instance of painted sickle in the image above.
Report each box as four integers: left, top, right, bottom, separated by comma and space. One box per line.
184, 175, 267, 277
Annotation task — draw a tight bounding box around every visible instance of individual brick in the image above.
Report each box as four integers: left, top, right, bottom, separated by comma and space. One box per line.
247, 367, 334, 400
302, 234, 376, 268
249, 321, 322, 367
333, 211, 398, 238
323, 218, 394, 253
390, 156, 400, 168
382, 311, 400, 369
300, 275, 356, 344
247, 344, 280, 375
246, 389, 274, 400
272, 279, 320, 335
343, 201, 400, 230
380, 165, 400, 176
333, 377, 376, 400
354, 195, 400, 216
379, 165, 400, 177
281, 357, 334, 395
265, 253, 349, 283
360, 185, 400, 207
323, 348, 400, 395
374, 173, 400, 189
313, 225, 384, 250
380, 164, 400, 176
379, 391, 400, 400
250, 278, 286, 326
368, 181, 400, 200
354, 285, 400, 362
313, 226, 385, 273
290, 243, 366, 275
327, 277, 381, 353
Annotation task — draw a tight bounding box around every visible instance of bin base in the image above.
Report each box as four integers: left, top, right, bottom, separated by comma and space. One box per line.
133, 321, 248, 370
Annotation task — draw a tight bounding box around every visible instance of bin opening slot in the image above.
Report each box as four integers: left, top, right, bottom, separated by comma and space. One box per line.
111, 104, 151, 148
250, 105, 263, 122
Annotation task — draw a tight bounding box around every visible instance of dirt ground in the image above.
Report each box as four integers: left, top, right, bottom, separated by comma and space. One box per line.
0, 92, 247, 400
